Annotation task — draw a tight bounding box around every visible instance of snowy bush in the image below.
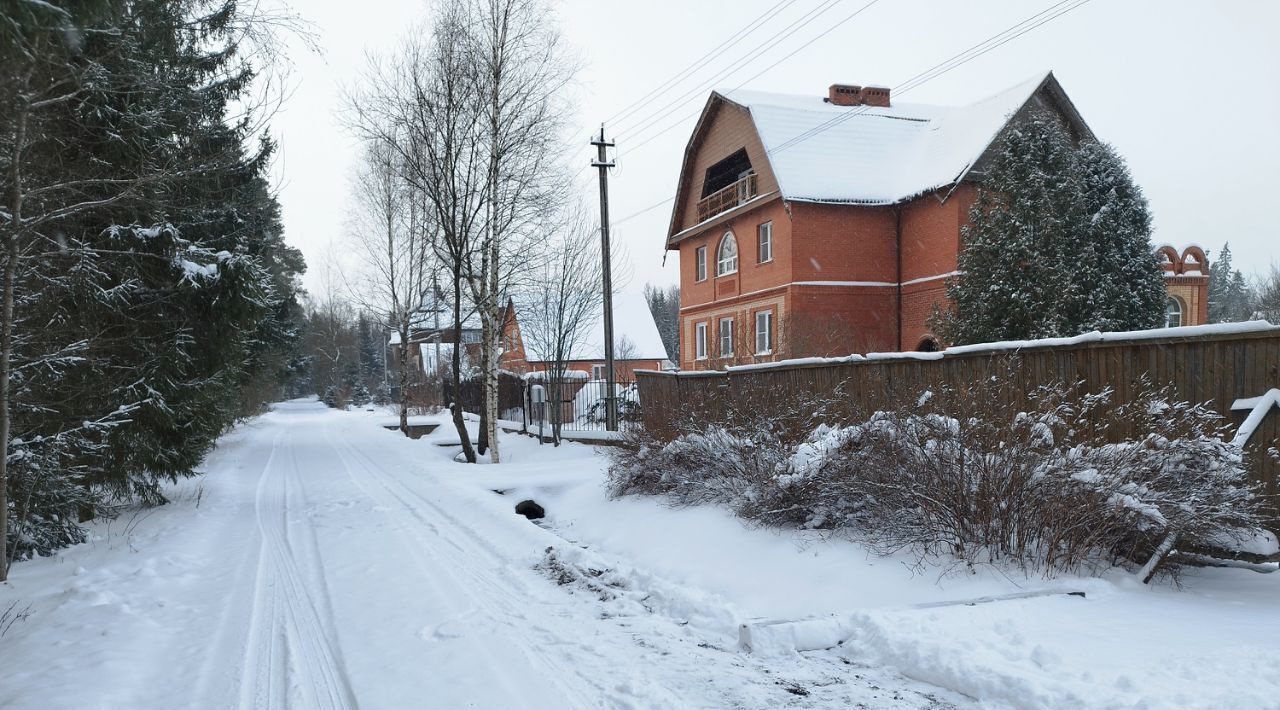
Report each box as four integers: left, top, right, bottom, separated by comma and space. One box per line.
609, 373, 1272, 579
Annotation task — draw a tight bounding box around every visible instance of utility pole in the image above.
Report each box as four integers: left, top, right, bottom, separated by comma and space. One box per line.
591, 125, 619, 431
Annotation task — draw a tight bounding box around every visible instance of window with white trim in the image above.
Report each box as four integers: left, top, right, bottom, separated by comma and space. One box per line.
591, 364, 605, 380
755, 310, 773, 354
1165, 297, 1183, 328
695, 322, 708, 360
757, 221, 772, 263
716, 232, 738, 276
719, 317, 734, 357
695, 246, 707, 282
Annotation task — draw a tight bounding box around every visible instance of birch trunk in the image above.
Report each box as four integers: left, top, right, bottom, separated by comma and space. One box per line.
451, 277, 476, 462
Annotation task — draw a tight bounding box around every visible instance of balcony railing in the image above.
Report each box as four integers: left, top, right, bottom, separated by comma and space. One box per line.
696, 173, 758, 223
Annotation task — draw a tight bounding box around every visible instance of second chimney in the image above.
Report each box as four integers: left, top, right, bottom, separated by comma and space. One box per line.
828, 84, 863, 106
861, 85, 890, 108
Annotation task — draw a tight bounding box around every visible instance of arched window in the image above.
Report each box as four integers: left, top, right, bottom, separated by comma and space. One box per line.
1165, 297, 1183, 328
716, 232, 738, 276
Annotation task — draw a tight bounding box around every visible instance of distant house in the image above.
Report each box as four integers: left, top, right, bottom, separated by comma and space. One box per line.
666, 71, 1206, 370
390, 289, 671, 381
389, 295, 527, 376
522, 290, 674, 381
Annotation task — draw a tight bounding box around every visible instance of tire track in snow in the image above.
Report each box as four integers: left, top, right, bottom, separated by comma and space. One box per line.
246, 428, 359, 710
323, 426, 633, 709
190, 429, 280, 709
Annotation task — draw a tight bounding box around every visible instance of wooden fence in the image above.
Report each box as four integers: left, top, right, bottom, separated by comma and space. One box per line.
637, 326, 1280, 520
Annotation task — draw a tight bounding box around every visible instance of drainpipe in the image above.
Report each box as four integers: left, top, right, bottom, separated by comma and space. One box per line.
895, 205, 903, 352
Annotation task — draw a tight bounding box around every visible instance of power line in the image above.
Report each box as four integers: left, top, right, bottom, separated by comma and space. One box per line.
613, 0, 847, 140
770, 0, 1089, 155
612, 0, 1093, 228
617, 0, 882, 160
604, 0, 801, 128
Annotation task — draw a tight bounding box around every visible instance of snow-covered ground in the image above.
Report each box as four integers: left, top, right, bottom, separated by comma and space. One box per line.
3, 400, 1278, 709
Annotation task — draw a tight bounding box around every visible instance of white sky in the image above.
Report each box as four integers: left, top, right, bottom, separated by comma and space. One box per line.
272, 0, 1280, 297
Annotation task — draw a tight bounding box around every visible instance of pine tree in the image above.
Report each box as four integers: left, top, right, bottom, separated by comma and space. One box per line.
937, 110, 1164, 345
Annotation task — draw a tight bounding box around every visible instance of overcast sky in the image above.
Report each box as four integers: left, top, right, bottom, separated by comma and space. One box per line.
272, 0, 1280, 297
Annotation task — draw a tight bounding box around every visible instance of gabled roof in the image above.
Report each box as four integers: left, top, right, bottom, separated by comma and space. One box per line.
523, 289, 670, 363
667, 71, 1092, 240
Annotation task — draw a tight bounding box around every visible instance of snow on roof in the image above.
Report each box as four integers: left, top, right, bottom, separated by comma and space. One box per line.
524, 289, 670, 363
720, 72, 1053, 204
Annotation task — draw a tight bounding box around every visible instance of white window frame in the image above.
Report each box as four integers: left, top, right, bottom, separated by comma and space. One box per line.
755, 310, 773, 355
718, 317, 734, 358
695, 246, 707, 282
1165, 297, 1183, 328
757, 221, 773, 264
695, 322, 708, 360
716, 232, 738, 277
591, 364, 606, 380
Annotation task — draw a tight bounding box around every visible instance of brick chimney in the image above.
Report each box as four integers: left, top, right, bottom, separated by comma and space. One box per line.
828, 84, 863, 106
861, 85, 890, 108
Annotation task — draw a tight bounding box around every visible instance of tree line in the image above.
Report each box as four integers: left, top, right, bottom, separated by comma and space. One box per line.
0, 1, 306, 580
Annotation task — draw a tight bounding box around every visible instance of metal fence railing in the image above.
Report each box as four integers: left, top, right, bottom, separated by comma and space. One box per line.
519, 376, 641, 435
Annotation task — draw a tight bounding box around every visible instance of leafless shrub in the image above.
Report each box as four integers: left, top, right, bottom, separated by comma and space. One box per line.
610, 369, 1270, 579
1, 601, 33, 637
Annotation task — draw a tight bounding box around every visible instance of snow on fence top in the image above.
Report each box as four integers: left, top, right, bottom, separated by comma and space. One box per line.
639, 321, 1280, 378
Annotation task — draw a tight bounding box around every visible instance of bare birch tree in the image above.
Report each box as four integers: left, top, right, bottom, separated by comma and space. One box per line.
345, 137, 435, 433
519, 212, 603, 444
465, 0, 576, 463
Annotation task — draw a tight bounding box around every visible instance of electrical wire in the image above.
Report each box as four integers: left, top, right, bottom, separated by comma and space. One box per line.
604, 0, 802, 128
610, 0, 1094, 228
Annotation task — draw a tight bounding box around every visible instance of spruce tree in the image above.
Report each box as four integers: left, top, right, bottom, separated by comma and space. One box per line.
937, 110, 1164, 344
1074, 140, 1165, 332
1207, 243, 1256, 323
2, 1, 305, 567
938, 110, 1088, 344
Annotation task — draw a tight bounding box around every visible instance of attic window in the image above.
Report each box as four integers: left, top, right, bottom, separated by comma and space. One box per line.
702, 148, 753, 198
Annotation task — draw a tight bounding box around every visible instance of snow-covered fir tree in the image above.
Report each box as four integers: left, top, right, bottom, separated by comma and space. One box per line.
1207, 243, 1256, 323
1073, 141, 1166, 332
1, 1, 305, 574
936, 109, 1164, 344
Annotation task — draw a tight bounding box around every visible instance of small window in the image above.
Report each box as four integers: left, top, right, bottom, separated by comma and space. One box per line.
1165, 297, 1183, 328
719, 317, 734, 357
757, 222, 773, 264
695, 246, 707, 282
695, 322, 708, 360
716, 233, 738, 277
755, 310, 773, 354
591, 364, 605, 380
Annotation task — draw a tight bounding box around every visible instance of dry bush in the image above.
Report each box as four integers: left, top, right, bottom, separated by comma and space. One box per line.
610, 367, 1271, 579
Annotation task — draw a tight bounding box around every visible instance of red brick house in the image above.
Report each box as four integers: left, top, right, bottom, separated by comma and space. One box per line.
667, 71, 1206, 370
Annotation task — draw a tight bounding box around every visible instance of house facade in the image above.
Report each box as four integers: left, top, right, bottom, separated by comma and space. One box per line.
667, 72, 1207, 370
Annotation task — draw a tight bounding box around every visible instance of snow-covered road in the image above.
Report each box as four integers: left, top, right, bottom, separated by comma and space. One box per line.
1, 400, 959, 709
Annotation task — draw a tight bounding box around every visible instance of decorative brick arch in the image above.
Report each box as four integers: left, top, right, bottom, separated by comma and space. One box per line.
1154, 245, 1181, 274
1180, 245, 1208, 274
